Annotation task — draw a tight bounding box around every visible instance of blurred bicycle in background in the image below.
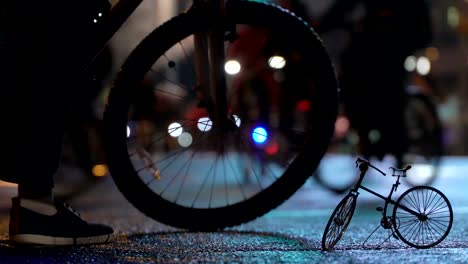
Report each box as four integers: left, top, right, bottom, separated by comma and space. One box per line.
291, 0, 443, 194
313, 78, 443, 194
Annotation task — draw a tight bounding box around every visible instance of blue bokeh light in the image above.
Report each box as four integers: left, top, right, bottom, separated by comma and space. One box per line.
252, 127, 268, 144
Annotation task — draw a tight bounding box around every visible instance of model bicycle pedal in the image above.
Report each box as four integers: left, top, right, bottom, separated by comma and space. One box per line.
321, 157, 453, 251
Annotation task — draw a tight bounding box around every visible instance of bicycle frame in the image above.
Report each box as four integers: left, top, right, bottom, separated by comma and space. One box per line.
351, 159, 424, 220
324, 158, 453, 250
88, 1, 234, 64
192, 0, 232, 131
87, 0, 235, 129
86, 0, 143, 68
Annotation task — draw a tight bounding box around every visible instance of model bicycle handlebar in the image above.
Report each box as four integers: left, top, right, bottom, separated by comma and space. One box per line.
356, 157, 414, 178
355, 157, 386, 176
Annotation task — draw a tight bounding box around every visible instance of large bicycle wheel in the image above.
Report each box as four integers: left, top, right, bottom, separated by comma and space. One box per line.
393, 186, 453, 249
322, 193, 357, 251
402, 93, 443, 186
103, 1, 338, 231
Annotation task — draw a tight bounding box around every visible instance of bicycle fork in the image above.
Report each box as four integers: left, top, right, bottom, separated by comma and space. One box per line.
192, 0, 238, 137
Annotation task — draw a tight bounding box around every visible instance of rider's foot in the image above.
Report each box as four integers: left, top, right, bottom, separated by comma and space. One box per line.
9, 197, 114, 246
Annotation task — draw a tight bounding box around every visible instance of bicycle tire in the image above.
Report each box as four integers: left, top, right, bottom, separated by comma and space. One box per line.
322, 193, 357, 251
313, 126, 360, 194
402, 93, 443, 187
393, 186, 453, 249
103, 1, 338, 231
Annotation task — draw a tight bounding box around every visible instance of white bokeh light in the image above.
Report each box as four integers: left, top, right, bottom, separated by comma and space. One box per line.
416, 56, 431, 75
127, 126, 131, 138
404, 56, 417, 72
224, 60, 241, 75
168, 122, 183, 137
268, 56, 286, 69
448, 6, 460, 28
233, 115, 241, 127
406, 163, 434, 186
178, 132, 193, 147
197, 117, 213, 132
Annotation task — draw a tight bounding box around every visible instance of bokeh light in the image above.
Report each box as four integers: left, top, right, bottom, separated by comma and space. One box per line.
168, 122, 183, 137
252, 126, 268, 144
416, 56, 431, 75
268, 56, 286, 69
197, 117, 213, 132
224, 60, 241, 75
178, 132, 193, 147
404, 56, 417, 72
234, 114, 241, 127
92, 164, 108, 177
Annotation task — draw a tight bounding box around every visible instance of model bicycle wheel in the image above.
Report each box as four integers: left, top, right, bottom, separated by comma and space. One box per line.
402, 93, 443, 187
322, 193, 357, 251
393, 186, 453, 249
103, 1, 338, 231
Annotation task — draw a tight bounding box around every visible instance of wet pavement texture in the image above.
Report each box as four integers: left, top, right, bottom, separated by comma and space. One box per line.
0, 156, 468, 263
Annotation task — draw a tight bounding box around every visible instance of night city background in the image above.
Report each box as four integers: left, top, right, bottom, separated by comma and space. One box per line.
103, 0, 468, 156
2, 0, 468, 262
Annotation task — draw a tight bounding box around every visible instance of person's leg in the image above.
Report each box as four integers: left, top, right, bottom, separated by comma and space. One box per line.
3, 0, 68, 202
374, 59, 408, 160
0, 2, 64, 201
2, 1, 114, 246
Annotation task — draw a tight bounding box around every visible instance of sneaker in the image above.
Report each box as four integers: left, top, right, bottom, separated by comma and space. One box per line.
9, 197, 114, 246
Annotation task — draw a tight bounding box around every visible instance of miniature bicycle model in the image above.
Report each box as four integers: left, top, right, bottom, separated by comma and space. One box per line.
322, 157, 452, 251
96, 0, 338, 231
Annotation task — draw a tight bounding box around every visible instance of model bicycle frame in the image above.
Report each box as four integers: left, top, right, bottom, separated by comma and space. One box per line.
322, 157, 453, 250
353, 159, 412, 226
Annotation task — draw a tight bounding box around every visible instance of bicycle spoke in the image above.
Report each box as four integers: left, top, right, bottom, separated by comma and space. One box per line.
322, 195, 355, 250
426, 219, 444, 237
394, 186, 452, 248
172, 148, 202, 204
105, 0, 339, 230
149, 69, 192, 97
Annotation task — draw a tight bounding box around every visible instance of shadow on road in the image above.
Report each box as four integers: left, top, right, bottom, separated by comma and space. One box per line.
0, 230, 325, 263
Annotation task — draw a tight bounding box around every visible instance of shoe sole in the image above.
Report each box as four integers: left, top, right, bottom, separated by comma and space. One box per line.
10, 233, 113, 246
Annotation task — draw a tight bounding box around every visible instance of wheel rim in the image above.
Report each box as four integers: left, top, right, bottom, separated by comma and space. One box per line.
394, 186, 452, 248
126, 29, 318, 208
105, 1, 337, 227
324, 195, 355, 250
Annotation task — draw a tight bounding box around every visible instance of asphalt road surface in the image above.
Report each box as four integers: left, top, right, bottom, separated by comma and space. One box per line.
0, 156, 467, 263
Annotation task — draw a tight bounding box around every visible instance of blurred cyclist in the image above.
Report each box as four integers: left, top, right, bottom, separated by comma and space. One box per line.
317, 0, 432, 161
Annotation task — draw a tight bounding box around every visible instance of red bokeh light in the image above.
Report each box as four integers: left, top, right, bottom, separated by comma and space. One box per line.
265, 141, 279, 155
296, 100, 311, 112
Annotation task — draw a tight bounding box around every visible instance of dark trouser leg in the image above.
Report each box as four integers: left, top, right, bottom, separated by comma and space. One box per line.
1, 1, 76, 194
